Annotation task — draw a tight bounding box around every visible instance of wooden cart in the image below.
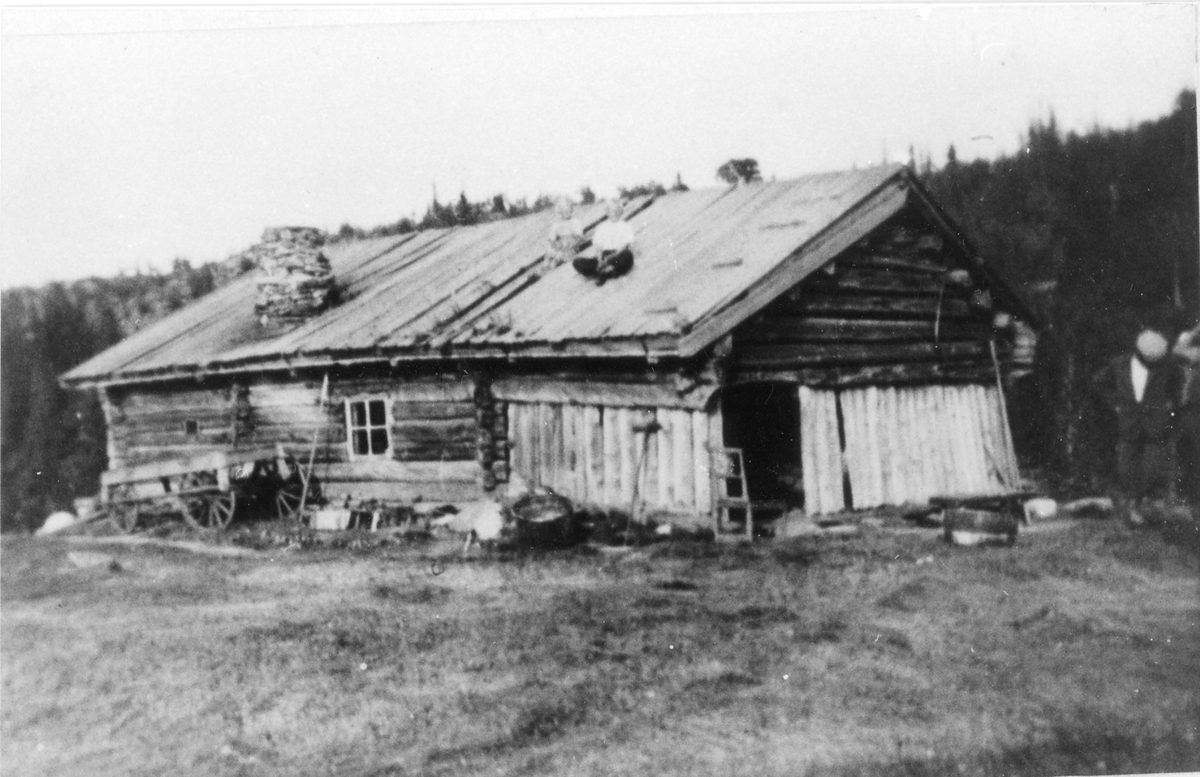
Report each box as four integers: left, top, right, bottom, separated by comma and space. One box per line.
100, 447, 314, 533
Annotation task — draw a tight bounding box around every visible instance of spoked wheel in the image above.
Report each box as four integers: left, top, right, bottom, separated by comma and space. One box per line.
108, 487, 142, 534
206, 492, 237, 530
275, 485, 305, 523
180, 472, 237, 531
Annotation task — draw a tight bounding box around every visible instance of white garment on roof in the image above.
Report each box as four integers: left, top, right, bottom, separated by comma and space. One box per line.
548, 218, 583, 253
1130, 356, 1148, 403
592, 219, 635, 253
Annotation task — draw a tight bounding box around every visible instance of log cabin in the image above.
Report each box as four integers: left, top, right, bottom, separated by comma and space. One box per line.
61, 164, 1038, 532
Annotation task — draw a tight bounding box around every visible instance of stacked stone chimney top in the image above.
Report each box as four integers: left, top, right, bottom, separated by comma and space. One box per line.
248, 226, 336, 325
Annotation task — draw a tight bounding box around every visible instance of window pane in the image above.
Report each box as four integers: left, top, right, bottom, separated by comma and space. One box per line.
370, 428, 389, 454
368, 400, 387, 427
350, 402, 366, 427
352, 430, 369, 455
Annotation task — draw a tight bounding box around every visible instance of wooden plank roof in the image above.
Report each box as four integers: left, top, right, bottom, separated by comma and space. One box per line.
63, 164, 920, 386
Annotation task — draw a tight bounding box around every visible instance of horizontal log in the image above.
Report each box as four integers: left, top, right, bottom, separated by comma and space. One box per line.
251, 426, 479, 455
733, 340, 988, 367
320, 480, 480, 505
392, 400, 476, 420
246, 391, 322, 409
333, 380, 473, 403
728, 361, 997, 388
250, 408, 332, 428
493, 379, 717, 411
244, 428, 347, 447
320, 459, 479, 483
111, 390, 231, 410
393, 442, 476, 462
245, 415, 342, 430
246, 379, 473, 406
499, 367, 669, 384
736, 317, 994, 344
841, 252, 950, 274
261, 435, 471, 462
114, 405, 234, 424
112, 429, 234, 448
801, 268, 973, 296
110, 444, 232, 468
114, 398, 234, 415
392, 418, 477, 443
778, 293, 975, 319
112, 419, 234, 438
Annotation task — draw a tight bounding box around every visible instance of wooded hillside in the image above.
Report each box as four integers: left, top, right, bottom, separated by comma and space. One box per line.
2, 92, 1195, 531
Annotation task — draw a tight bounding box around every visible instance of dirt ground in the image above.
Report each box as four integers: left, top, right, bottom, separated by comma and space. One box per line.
2, 513, 1198, 777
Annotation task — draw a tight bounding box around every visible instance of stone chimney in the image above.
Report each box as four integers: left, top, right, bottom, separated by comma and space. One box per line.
249, 227, 336, 325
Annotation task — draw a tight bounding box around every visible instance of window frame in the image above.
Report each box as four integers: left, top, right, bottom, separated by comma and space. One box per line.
344, 396, 393, 460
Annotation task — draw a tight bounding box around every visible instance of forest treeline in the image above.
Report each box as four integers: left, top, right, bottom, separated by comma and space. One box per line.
1, 92, 1195, 531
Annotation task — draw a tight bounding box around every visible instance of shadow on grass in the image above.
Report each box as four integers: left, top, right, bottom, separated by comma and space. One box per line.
682, 670, 764, 709
816, 720, 1200, 777
421, 681, 595, 770
371, 583, 450, 605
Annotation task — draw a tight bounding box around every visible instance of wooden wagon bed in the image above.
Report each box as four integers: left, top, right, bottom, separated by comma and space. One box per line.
100, 447, 311, 532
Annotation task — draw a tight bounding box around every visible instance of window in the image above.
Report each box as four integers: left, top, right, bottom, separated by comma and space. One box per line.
346, 398, 390, 457
184, 420, 198, 435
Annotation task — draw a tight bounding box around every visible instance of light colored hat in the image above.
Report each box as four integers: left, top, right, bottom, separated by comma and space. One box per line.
606, 199, 624, 219
1136, 329, 1169, 363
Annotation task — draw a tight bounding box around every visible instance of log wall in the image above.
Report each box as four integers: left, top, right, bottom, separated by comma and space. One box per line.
103, 372, 483, 504
730, 212, 1018, 388
103, 384, 238, 471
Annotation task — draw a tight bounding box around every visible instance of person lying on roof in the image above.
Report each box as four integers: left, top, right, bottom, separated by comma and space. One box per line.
573, 199, 635, 285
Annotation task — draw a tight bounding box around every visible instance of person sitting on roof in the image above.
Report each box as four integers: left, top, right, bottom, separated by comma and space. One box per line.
538, 198, 584, 278
573, 199, 635, 285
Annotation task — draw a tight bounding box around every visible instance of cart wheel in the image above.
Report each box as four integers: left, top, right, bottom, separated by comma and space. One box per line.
207, 492, 237, 530
109, 500, 141, 533
180, 472, 234, 530
105, 484, 140, 533
275, 487, 304, 523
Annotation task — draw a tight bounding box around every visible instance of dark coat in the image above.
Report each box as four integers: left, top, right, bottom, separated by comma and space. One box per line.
1090, 354, 1181, 443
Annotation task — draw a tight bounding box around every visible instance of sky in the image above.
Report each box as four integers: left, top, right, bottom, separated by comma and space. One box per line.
1, 4, 1196, 289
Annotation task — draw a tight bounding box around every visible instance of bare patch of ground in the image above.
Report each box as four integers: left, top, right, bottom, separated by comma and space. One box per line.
2, 516, 1198, 776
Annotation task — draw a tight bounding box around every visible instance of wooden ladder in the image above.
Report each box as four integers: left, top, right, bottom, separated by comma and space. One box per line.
710, 447, 753, 541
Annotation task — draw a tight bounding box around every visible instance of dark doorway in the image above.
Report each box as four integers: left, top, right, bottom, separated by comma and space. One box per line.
721, 383, 802, 509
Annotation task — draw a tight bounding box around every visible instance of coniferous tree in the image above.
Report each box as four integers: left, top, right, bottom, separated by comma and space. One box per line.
716, 158, 762, 185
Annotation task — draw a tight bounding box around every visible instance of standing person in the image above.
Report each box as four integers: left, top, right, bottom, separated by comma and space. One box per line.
573, 199, 635, 285
1090, 325, 1183, 524
1173, 324, 1200, 504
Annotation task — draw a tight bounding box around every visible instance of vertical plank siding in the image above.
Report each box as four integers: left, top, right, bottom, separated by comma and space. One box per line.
506, 400, 717, 514
799, 383, 1018, 514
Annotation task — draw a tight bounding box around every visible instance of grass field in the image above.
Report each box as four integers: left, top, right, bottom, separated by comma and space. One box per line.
2, 515, 1198, 776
